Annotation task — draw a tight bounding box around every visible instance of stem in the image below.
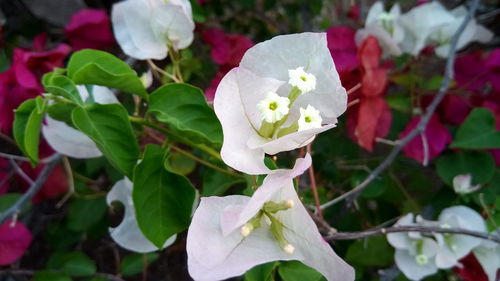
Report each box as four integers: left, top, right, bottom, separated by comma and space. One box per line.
320, 0, 480, 210
128, 116, 222, 161
307, 144, 323, 218
147, 59, 179, 83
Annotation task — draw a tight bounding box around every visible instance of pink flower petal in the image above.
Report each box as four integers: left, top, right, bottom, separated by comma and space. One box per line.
65, 9, 116, 50
0, 220, 33, 265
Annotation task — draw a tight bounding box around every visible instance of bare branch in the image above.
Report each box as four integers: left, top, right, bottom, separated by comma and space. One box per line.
320, 0, 481, 210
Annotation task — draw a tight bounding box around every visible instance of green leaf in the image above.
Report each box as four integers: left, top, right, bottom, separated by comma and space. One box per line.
345, 236, 394, 267
148, 83, 223, 147
451, 108, 500, 149
120, 253, 159, 277
34, 271, 72, 281
13, 97, 45, 164
43, 72, 83, 105
189, 0, 206, 22
166, 151, 196, 176
133, 144, 196, 248
245, 262, 277, 281
47, 101, 77, 127
386, 93, 411, 113
202, 169, 244, 196
72, 103, 139, 178
278, 261, 325, 281
48, 252, 96, 277
436, 151, 495, 186
67, 197, 107, 232
67, 49, 148, 99
351, 171, 388, 198
0, 193, 31, 213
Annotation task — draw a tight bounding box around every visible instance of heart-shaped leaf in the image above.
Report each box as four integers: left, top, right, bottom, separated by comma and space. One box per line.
451, 108, 500, 149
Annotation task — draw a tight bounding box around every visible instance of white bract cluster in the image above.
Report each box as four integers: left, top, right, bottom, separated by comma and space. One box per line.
387, 206, 497, 281
42, 85, 119, 159
187, 155, 355, 281
357, 1, 493, 58
214, 32, 347, 175
111, 0, 195, 60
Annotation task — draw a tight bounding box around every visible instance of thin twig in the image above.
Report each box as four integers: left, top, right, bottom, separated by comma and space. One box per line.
0, 152, 60, 163
307, 144, 323, 218
8, 159, 34, 185
327, 225, 500, 244
0, 154, 62, 225
347, 83, 361, 95
320, 0, 480, 210
147, 59, 180, 83
420, 132, 429, 167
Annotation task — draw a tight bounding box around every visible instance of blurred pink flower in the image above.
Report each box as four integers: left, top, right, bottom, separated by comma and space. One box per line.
0, 41, 70, 133
0, 220, 33, 266
454, 49, 500, 92
438, 95, 471, 125
65, 9, 115, 50
399, 114, 451, 163
326, 26, 359, 74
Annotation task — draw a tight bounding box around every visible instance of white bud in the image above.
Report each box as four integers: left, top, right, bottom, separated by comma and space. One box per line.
298, 105, 322, 131
257, 92, 290, 123
288, 67, 316, 94
285, 200, 295, 208
283, 243, 295, 254
240, 224, 252, 237
453, 174, 481, 194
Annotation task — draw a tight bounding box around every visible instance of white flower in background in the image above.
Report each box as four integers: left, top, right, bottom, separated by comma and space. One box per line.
186, 155, 355, 281
387, 214, 440, 281
288, 67, 317, 94
112, 0, 194, 60
452, 174, 481, 194
355, 1, 404, 57
107, 178, 176, 252
433, 206, 486, 269
399, 2, 456, 56
42, 85, 119, 159
256, 92, 290, 123
298, 105, 322, 131
214, 33, 347, 174
430, 5, 493, 58
473, 232, 500, 281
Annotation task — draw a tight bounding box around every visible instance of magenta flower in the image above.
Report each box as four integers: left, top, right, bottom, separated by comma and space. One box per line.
65, 9, 115, 50
0, 220, 33, 266
326, 26, 359, 74
203, 28, 254, 68
399, 114, 451, 163
187, 155, 354, 281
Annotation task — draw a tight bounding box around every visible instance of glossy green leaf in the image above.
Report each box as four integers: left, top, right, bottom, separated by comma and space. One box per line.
148, 83, 222, 147
278, 261, 325, 281
202, 169, 244, 196
166, 151, 196, 176
245, 262, 276, 281
43, 72, 83, 105
48, 252, 96, 277
67, 49, 148, 98
67, 197, 107, 232
13, 97, 45, 164
451, 108, 500, 149
436, 151, 495, 186
345, 236, 394, 267
120, 253, 159, 276
133, 144, 196, 248
34, 271, 72, 281
72, 103, 139, 178
47, 101, 77, 127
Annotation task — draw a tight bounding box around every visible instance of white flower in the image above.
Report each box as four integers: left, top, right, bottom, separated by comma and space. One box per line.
256, 92, 290, 123
355, 2, 404, 57
430, 5, 493, 58
298, 105, 322, 131
399, 2, 456, 56
387, 214, 440, 281
106, 178, 176, 252
186, 155, 355, 281
112, 0, 194, 60
288, 67, 317, 94
452, 174, 481, 194
42, 85, 119, 159
214, 33, 346, 175
473, 233, 500, 281
434, 206, 486, 268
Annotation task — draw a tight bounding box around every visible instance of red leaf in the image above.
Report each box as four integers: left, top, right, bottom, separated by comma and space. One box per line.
352, 97, 392, 151
361, 68, 387, 97
0, 220, 33, 265
358, 36, 382, 70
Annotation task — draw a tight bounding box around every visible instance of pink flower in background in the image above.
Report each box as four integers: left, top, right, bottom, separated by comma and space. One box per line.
65, 9, 115, 50
438, 95, 471, 125
454, 49, 500, 92
486, 49, 500, 92
326, 26, 359, 75
0, 220, 33, 266
399, 114, 452, 163
0, 40, 70, 133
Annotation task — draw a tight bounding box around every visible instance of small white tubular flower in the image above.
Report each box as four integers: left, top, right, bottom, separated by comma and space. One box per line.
186, 155, 355, 281
355, 1, 403, 57
452, 174, 481, 194
298, 105, 322, 131
387, 214, 440, 281
288, 67, 317, 93
42, 86, 119, 159
256, 92, 290, 123
215, 33, 346, 175
111, 0, 194, 60
434, 206, 487, 269
107, 178, 176, 253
